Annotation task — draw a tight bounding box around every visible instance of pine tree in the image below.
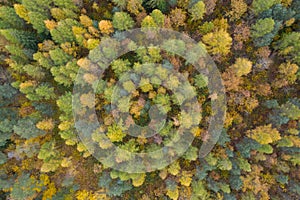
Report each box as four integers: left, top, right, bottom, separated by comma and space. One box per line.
0, 6, 25, 29
275, 32, 300, 64
189, 1, 206, 21
251, 18, 275, 38
251, 0, 279, 14
112, 12, 134, 31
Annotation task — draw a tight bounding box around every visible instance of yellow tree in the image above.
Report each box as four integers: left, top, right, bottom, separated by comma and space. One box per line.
229, 57, 252, 77
202, 29, 232, 55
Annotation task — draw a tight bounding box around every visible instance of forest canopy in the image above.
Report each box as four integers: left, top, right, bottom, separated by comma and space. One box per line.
0, 0, 300, 199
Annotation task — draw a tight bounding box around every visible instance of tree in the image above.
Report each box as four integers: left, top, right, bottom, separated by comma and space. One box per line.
141, 16, 158, 28
38, 141, 62, 172
170, 8, 186, 27
229, 58, 252, 77
127, 0, 144, 15
228, 0, 248, 21
150, 9, 165, 27
51, 60, 79, 86
13, 117, 45, 139
10, 173, 41, 200
112, 12, 134, 31
246, 124, 281, 145
251, 0, 280, 14
146, 0, 172, 13
202, 29, 232, 55
107, 123, 126, 142
98, 20, 114, 35
0, 6, 25, 29
50, 19, 80, 44
112, 0, 127, 10
275, 32, 300, 64
251, 18, 275, 38
189, 1, 206, 21
0, 29, 37, 51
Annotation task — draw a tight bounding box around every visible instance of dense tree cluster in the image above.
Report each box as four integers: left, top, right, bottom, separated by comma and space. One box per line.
0, 0, 299, 199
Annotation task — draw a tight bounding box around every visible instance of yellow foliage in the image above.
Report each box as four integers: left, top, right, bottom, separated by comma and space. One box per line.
36, 118, 54, 131
80, 15, 93, 27
19, 80, 37, 89
180, 171, 193, 186
139, 78, 153, 92
168, 161, 180, 175
86, 39, 100, 50
166, 186, 179, 200
228, 0, 248, 20
58, 120, 73, 131
77, 142, 88, 152
44, 20, 57, 30
278, 62, 299, 83
202, 29, 232, 55
213, 18, 229, 31
73, 26, 87, 35
247, 124, 281, 145
107, 124, 126, 142
50, 8, 65, 21
61, 157, 72, 167
132, 173, 146, 187
42, 183, 57, 200
14, 4, 30, 22
98, 20, 114, 35
76, 190, 96, 200
229, 58, 252, 77
40, 174, 50, 186
191, 126, 201, 137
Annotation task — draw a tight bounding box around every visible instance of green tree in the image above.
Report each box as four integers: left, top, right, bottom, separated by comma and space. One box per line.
112, 0, 127, 10
275, 32, 300, 64
38, 141, 62, 172
251, 0, 280, 14
13, 117, 45, 139
251, 18, 275, 38
0, 6, 25, 29
10, 173, 41, 200
112, 12, 134, 31
51, 60, 79, 87
189, 1, 206, 21
150, 9, 165, 27
50, 18, 80, 44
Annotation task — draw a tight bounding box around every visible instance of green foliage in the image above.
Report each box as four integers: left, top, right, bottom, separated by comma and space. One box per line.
38, 141, 61, 172
275, 32, 300, 64
51, 60, 79, 86
191, 180, 210, 200
1, 0, 300, 199
107, 124, 126, 142
194, 74, 208, 88
251, 0, 279, 14
0, 29, 37, 50
112, 12, 134, 30
10, 173, 41, 200
50, 19, 80, 44
189, 1, 206, 21
0, 6, 24, 29
13, 117, 45, 139
251, 18, 275, 38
